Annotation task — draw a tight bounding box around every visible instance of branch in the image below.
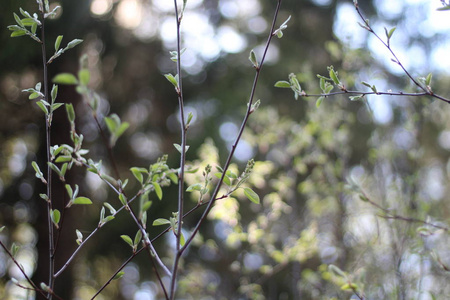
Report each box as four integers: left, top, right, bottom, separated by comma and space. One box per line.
352, 1, 450, 105
0, 240, 47, 298
169, 0, 188, 297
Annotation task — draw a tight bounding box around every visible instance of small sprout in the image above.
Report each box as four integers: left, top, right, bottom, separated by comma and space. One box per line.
113, 271, 125, 280
173, 143, 190, 154
273, 15, 291, 38
55, 35, 63, 51
249, 49, 258, 69
76, 229, 83, 245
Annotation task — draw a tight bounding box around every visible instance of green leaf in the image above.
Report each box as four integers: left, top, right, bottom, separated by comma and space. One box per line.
53, 73, 78, 85
104, 202, 116, 215
215, 172, 231, 186
51, 209, 61, 227
153, 218, 171, 226
36, 101, 49, 114
186, 183, 202, 192
113, 271, 125, 280
73, 197, 93, 205
426, 73, 432, 86
173, 143, 189, 154
180, 232, 186, 246
438, 6, 450, 11
29, 92, 41, 100
10, 30, 26, 37
274, 81, 291, 88
78, 69, 90, 86
164, 73, 178, 88
55, 35, 63, 51
11, 243, 20, 257
65, 184, 73, 199
168, 172, 178, 184
50, 84, 58, 103
249, 49, 258, 68
130, 167, 144, 184
0, 226, 4, 233
141, 201, 152, 212
66, 39, 83, 49
119, 193, 127, 206
340, 283, 358, 291
14, 13, 23, 26
66, 103, 75, 123
244, 187, 260, 204
120, 235, 133, 248
104, 115, 117, 133
328, 66, 340, 85
134, 230, 142, 246
186, 112, 193, 126
32, 161, 43, 178
116, 122, 130, 138
316, 96, 325, 108
153, 182, 163, 200
388, 27, 396, 39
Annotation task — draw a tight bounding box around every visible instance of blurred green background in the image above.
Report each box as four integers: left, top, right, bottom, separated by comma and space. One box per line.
1, 0, 450, 299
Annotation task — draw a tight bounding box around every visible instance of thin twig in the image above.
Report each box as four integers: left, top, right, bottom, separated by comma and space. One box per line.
0, 240, 47, 298
352, 1, 450, 105
39, 6, 55, 298
169, 0, 188, 297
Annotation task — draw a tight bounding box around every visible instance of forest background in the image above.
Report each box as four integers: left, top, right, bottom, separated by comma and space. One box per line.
0, 0, 449, 299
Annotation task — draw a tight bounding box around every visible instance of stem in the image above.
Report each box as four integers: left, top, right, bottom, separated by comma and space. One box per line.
169, 0, 187, 297
40, 8, 55, 298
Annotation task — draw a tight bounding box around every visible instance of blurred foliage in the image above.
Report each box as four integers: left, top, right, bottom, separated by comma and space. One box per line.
1, 0, 450, 299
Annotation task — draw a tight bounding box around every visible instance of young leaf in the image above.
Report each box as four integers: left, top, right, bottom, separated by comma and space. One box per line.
153, 218, 171, 226
53, 73, 78, 85
119, 193, 127, 206
51, 84, 58, 103
73, 197, 93, 205
134, 230, 142, 246
153, 182, 163, 200
186, 183, 203, 192
120, 235, 134, 248
249, 49, 258, 68
130, 167, 144, 184
164, 73, 178, 88
51, 209, 61, 228
113, 271, 125, 280
426, 73, 432, 86
66, 39, 83, 49
104, 202, 116, 215
78, 69, 90, 86
274, 81, 291, 88
243, 187, 260, 204
66, 103, 75, 123
316, 96, 325, 108
55, 35, 63, 51
76, 229, 83, 245
173, 143, 189, 154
